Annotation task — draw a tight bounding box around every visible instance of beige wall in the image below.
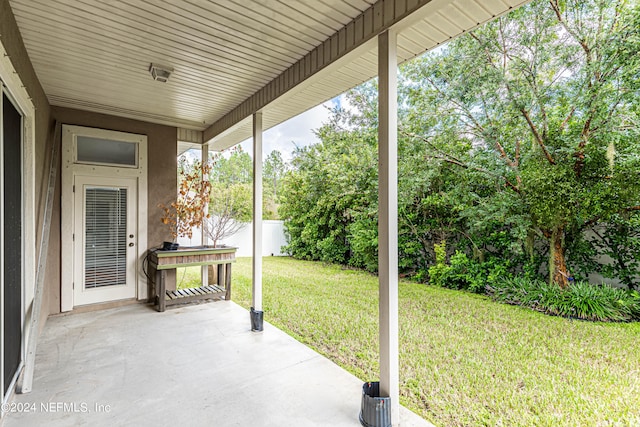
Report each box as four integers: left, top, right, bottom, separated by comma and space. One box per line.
0, 0, 53, 329
52, 107, 178, 307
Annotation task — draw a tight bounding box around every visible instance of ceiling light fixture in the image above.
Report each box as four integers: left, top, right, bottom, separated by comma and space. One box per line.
149, 63, 173, 83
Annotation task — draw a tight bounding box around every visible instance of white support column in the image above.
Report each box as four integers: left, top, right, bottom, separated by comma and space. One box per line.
378, 29, 400, 426
201, 143, 209, 287
251, 112, 264, 331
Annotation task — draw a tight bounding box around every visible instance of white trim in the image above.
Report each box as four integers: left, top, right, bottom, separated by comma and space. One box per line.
252, 112, 263, 312
0, 81, 5, 411
200, 143, 209, 287
0, 41, 36, 412
61, 125, 147, 311
378, 30, 399, 427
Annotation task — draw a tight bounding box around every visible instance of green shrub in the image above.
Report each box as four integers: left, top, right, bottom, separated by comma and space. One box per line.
348, 215, 379, 273
427, 241, 451, 288
488, 278, 640, 322
428, 241, 511, 293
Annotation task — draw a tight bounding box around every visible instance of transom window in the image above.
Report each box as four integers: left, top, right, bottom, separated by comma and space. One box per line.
76, 136, 138, 167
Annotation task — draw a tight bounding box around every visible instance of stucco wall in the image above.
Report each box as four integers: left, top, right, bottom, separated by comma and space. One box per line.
0, 0, 53, 328
1, 0, 177, 349
52, 107, 178, 304
2, 0, 178, 317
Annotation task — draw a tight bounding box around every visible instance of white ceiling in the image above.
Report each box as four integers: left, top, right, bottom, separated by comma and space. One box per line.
10, 0, 529, 150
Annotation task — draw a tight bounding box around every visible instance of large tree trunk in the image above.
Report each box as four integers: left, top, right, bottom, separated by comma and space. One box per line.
549, 226, 570, 288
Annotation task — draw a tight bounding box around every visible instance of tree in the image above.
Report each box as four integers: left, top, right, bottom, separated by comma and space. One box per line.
199, 147, 253, 245
279, 100, 379, 268
262, 150, 287, 219
159, 158, 212, 239
204, 182, 252, 247
263, 150, 287, 199
401, 0, 640, 287
279, 0, 640, 287
164, 147, 256, 246
210, 147, 252, 185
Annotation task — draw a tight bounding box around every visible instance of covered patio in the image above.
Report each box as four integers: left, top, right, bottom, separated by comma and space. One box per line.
0, 1, 529, 425
3, 301, 431, 426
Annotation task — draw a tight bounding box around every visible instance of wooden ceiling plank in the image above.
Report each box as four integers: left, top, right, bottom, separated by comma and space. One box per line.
288, 0, 352, 29
398, 29, 430, 53
428, 11, 464, 35
482, 0, 511, 16
17, 16, 278, 87
452, 0, 492, 24
22, 0, 283, 81
24, 52, 264, 105
20, 32, 272, 95
117, 0, 308, 61
318, 0, 363, 17
177, 0, 321, 51
71, 0, 295, 70
439, 4, 475, 29
343, 0, 377, 11
220, 0, 336, 41
407, 21, 439, 45
39, 76, 221, 114
50, 95, 210, 129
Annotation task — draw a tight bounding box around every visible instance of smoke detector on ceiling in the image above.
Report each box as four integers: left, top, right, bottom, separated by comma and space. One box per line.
149, 63, 173, 83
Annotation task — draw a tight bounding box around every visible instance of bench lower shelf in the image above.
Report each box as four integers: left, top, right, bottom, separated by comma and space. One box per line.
163, 285, 227, 308
159, 285, 227, 306
153, 262, 233, 312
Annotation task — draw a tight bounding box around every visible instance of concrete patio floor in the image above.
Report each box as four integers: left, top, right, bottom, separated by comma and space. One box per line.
4, 301, 433, 427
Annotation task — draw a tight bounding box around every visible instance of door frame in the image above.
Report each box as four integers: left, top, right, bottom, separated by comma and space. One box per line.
0, 43, 36, 410
61, 125, 147, 311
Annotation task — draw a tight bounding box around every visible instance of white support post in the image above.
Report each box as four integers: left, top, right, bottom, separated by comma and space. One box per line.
251, 112, 264, 331
201, 143, 209, 287
378, 29, 400, 426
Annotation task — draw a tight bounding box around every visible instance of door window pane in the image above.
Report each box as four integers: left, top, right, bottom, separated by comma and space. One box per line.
77, 136, 137, 167
85, 187, 127, 288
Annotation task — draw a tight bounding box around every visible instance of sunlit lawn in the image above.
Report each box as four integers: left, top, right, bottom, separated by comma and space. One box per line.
179, 257, 640, 427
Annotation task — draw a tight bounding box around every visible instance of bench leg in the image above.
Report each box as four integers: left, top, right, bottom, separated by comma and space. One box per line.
157, 270, 166, 312
225, 263, 232, 301
217, 264, 224, 287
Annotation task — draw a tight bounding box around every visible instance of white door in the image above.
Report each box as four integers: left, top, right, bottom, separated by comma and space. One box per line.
73, 175, 138, 305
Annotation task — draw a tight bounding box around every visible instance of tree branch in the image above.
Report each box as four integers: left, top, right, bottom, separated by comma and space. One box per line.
401, 129, 466, 165
471, 27, 555, 167
560, 106, 576, 131
520, 108, 556, 165
582, 206, 640, 229
403, 130, 521, 194
495, 140, 516, 167
422, 74, 486, 133
549, 0, 591, 57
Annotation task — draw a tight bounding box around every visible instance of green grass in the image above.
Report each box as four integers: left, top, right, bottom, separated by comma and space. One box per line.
175, 266, 203, 290
181, 258, 640, 426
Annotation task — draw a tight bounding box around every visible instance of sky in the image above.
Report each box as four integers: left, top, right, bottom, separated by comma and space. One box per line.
239, 97, 339, 162
182, 94, 351, 163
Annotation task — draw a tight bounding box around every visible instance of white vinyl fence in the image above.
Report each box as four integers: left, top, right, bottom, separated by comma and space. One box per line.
177, 220, 287, 257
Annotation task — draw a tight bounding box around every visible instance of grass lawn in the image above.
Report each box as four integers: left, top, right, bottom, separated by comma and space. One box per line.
179, 257, 640, 427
